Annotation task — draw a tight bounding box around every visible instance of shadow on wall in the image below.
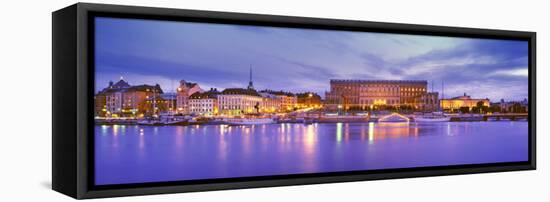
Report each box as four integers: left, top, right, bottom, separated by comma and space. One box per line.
40, 181, 51, 189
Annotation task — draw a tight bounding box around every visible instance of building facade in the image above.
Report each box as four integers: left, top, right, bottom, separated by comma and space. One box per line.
94, 93, 107, 117
494, 98, 528, 113
176, 80, 202, 114
158, 93, 177, 115
218, 88, 263, 116
296, 92, 322, 109
325, 80, 429, 110
189, 89, 220, 116
259, 90, 297, 112
259, 92, 282, 113
95, 79, 163, 118
440, 93, 490, 111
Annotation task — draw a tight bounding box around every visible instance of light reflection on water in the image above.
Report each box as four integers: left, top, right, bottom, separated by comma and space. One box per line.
368, 122, 374, 144
95, 121, 528, 185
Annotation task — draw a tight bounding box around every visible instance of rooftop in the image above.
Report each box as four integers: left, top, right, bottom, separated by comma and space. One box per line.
330, 79, 428, 84
259, 89, 295, 97
190, 89, 220, 99
221, 88, 261, 97
98, 80, 163, 94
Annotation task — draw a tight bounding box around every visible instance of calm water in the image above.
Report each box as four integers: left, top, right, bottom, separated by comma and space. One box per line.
95, 122, 528, 185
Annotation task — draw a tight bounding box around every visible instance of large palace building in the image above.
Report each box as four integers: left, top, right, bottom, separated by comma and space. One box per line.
325, 79, 438, 111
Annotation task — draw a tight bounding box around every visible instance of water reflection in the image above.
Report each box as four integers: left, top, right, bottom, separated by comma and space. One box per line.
101, 125, 109, 136
95, 122, 529, 185
336, 123, 343, 143
113, 125, 119, 136
368, 122, 374, 144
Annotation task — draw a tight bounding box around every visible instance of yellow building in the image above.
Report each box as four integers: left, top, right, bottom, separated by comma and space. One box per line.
259, 92, 281, 113
259, 90, 298, 112
296, 92, 322, 109
218, 88, 263, 116
440, 93, 490, 111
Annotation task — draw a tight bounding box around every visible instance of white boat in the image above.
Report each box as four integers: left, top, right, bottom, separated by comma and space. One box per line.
137, 119, 163, 126
159, 115, 187, 125
414, 116, 451, 122
161, 119, 187, 125
224, 118, 275, 125
415, 112, 450, 122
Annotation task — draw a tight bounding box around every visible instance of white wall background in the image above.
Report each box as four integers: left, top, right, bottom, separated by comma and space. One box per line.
0, 0, 547, 201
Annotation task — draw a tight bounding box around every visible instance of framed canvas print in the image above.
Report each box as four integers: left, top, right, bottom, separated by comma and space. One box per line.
52, 3, 536, 199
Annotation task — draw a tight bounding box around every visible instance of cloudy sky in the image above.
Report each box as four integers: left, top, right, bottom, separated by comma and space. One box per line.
95, 17, 529, 101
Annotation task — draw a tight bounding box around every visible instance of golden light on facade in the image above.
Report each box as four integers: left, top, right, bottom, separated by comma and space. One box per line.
440, 98, 490, 110
373, 99, 387, 105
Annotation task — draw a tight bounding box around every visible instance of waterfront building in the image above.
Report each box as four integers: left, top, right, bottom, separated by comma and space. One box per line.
440, 93, 490, 112
259, 90, 297, 112
296, 92, 322, 109
176, 80, 203, 114
189, 88, 220, 116
95, 79, 163, 118
101, 79, 131, 117
218, 88, 263, 115
157, 93, 177, 115
216, 68, 266, 115
130, 84, 164, 117
94, 93, 107, 117
495, 98, 528, 113
259, 92, 281, 113
324, 80, 429, 110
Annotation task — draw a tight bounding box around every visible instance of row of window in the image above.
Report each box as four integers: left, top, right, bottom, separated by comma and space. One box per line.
332, 87, 426, 92
190, 103, 215, 108
190, 108, 214, 112
221, 106, 255, 110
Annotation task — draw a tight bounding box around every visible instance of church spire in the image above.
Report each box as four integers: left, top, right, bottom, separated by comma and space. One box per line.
247, 66, 254, 90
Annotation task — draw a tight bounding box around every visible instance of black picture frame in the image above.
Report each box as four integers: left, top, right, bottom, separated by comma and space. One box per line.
52, 2, 536, 199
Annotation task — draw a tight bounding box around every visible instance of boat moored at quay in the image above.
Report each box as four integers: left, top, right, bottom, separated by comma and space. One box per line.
223, 118, 275, 125
414, 112, 451, 122
95, 111, 529, 127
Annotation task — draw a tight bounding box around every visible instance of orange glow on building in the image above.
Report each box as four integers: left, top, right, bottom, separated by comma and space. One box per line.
440, 93, 490, 111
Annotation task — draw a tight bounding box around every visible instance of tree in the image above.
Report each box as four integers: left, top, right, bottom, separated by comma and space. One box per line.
510, 103, 526, 113
475, 101, 484, 113
459, 107, 470, 114
489, 105, 501, 113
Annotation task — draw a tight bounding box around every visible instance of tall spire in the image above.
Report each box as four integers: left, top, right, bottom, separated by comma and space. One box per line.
247, 66, 254, 89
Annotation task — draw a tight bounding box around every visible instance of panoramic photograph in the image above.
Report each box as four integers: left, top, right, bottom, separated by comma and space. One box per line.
94, 17, 529, 186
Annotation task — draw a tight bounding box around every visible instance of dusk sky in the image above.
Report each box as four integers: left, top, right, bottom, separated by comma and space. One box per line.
95, 17, 529, 101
